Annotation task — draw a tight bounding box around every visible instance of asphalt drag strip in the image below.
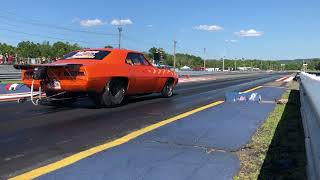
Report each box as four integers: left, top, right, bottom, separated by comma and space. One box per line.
0, 73, 288, 179
26, 86, 286, 180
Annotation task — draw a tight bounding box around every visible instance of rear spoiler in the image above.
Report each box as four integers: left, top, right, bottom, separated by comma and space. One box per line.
14, 63, 83, 70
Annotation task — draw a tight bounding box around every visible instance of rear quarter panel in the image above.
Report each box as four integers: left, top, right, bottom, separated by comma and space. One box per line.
85, 50, 133, 93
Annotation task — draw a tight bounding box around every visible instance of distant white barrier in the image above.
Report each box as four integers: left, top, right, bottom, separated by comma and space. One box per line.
176, 70, 265, 77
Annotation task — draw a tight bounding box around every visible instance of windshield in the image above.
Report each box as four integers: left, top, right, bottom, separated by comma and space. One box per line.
63, 50, 110, 60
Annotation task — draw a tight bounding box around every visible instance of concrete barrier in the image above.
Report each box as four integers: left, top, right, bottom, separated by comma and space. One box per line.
299, 72, 320, 180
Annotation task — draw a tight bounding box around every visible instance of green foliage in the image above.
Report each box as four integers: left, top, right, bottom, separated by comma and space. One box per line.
1, 41, 81, 59
145, 47, 320, 70
51, 41, 80, 58
0, 43, 15, 54
104, 45, 113, 48
315, 61, 320, 71
176, 53, 203, 67
147, 47, 202, 67
147, 47, 158, 60
16, 41, 41, 58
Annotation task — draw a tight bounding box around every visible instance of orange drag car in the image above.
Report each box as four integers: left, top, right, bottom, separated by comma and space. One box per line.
14, 48, 178, 107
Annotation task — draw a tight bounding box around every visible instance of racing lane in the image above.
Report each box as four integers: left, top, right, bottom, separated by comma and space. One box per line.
0, 72, 287, 179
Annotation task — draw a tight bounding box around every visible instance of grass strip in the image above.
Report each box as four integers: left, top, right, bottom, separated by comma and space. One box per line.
234, 82, 306, 180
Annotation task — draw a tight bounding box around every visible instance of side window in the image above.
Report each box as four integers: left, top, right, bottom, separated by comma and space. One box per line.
126, 53, 141, 65
138, 54, 150, 65
126, 53, 149, 66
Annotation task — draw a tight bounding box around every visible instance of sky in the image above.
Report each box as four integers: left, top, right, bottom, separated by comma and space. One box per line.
0, 0, 319, 60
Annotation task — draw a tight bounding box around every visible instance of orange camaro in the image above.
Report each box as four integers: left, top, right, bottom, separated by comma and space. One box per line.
14, 48, 179, 107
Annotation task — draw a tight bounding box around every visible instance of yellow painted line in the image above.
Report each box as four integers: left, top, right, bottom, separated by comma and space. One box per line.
241, 86, 263, 93
10, 85, 264, 180
9, 100, 224, 180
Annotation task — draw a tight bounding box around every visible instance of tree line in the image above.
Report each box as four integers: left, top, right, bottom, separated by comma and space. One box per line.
0, 41, 81, 60
145, 47, 320, 71
0, 41, 319, 70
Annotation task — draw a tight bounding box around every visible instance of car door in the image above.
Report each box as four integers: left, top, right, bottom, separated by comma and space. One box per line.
126, 53, 155, 94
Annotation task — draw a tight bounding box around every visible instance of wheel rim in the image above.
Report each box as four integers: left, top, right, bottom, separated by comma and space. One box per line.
109, 82, 125, 104
110, 83, 123, 96
113, 88, 125, 103
167, 83, 173, 96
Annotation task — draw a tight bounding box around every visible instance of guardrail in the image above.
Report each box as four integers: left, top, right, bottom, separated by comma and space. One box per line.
299, 72, 320, 180
0, 72, 20, 80
0, 65, 20, 81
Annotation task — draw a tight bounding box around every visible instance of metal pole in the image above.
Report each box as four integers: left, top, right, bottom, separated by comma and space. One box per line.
118, 27, 123, 49
173, 40, 177, 70
203, 48, 206, 69
223, 56, 225, 71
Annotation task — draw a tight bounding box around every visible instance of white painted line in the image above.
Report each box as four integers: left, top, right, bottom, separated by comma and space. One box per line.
179, 77, 216, 84
0, 92, 31, 96
284, 76, 294, 82
275, 76, 288, 82
0, 92, 43, 100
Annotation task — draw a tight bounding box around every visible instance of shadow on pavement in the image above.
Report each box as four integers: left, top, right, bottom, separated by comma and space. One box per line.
258, 90, 307, 179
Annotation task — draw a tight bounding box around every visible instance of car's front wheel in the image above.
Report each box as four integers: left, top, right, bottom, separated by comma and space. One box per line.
161, 79, 174, 97
92, 79, 126, 108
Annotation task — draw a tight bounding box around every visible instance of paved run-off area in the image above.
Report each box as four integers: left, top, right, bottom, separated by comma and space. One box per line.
17, 85, 287, 180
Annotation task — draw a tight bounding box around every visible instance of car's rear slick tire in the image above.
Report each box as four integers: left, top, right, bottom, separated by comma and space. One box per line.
93, 79, 126, 108
161, 79, 174, 98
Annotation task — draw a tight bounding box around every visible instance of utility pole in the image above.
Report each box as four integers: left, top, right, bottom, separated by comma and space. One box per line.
234, 58, 237, 71
203, 48, 206, 69
222, 56, 225, 71
173, 40, 177, 70
303, 60, 308, 72
117, 27, 123, 49
281, 64, 285, 71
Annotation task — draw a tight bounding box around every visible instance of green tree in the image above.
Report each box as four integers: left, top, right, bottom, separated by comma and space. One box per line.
0, 43, 15, 54
52, 41, 80, 58
104, 45, 113, 48
38, 41, 53, 58
315, 62, 320, 71
16, 41, 41, 58
147, 47, 158, 59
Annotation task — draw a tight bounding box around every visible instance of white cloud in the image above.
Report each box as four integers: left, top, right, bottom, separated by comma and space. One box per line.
235, 29, 263, 37
147, 24, 153, 28
193, 25, 223, 32
225, 39, 238, 43
80, 19, 104, 27
111, 19, 133, 26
